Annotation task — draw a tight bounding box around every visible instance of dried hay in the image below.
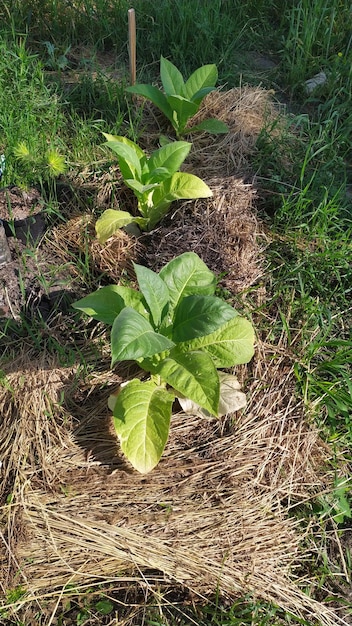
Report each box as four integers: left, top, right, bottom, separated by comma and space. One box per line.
0, 349, 74, 502
50, 178, 262, 294
138, 86, 279, 178
144, 176, 264, 293
0, 333, 347, 625
185, 86, 279, 178
50, 213, 142, 283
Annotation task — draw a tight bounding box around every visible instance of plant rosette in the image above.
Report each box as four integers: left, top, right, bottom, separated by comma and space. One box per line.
95, 134, 212, 242
126, 56, 229, 138
73, 252, 255, 473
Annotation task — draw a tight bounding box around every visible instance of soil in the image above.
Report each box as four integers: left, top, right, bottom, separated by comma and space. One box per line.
0, 186, 78, 322
0, 185, 43, 222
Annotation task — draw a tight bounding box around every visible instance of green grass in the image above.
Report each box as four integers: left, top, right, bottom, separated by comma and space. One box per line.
0, 0, 352, 624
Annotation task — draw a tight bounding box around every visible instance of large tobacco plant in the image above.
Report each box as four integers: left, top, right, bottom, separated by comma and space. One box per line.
73, 252, 254, 474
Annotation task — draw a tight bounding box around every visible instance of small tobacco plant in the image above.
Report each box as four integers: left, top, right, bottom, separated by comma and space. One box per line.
126, 56, 228, 138
73, 252, 255, 473
95, 134, 212, 242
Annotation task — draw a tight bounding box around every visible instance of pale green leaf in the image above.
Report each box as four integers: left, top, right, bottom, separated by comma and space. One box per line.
142, 167, 169, 183
113, 379, 174, 473
95, 209, 136, 244
160, 56, 185, 96
154, 348, 219, 415
172, 295, 238, 342
147, 141, 191, 179
163, 171, 212, 202
166, 95, 198, 132
133, 263, 170, 327
102, 136, 143, 181
72, 285, 147, 325
183, 64, 218, 100
149, 173, 211, 218
178, 316, 255, 367
111, 307, 175, 365
159, 252, 216, 309
125, 179, 159, 195
125, 84, 173, 123
102, 133, 145, 160
178, 372, 246, 418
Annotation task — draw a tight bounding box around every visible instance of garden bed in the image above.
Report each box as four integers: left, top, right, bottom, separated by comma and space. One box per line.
0, 87, 350, 626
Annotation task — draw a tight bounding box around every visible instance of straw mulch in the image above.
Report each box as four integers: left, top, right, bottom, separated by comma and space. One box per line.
0, 336, 347, 625
0, 86, 349, 625
49, 178, 262, 294
144, 176, 264, 293
138, 85, 280, 178
49, 212, 142, 284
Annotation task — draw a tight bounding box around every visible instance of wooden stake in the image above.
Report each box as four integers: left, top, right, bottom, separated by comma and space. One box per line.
128, 8, 136, 86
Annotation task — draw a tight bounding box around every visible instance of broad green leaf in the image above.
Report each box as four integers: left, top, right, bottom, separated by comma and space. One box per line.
178, 316, 255, 367
111, 307, 175, 365
166, 95, 198, 132
191, 85, 216, 104
147, 141, 191, 179
72, 285, 147, 325
102, 133, 145, 160
149, 173, 211, 219
172, 295, 238, 342
178, 372, 246, 418
102, 137, 143, 181
154, 349, 219, 416
133, 262, 170, 327
125, 178, 159, 195
145, 172, 211, 229
192, 118, 229, 134
113, 379, 174, 473
160, 56, 184, 96
183, 64, 218, 100
164, 171, 212, 201
95, 209, 147, 243
125, 84, 173, 123
142, 167, 169, 183
159, 251, 216, 309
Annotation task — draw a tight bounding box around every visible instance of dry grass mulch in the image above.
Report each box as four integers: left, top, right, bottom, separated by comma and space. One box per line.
0, 86, 350, 626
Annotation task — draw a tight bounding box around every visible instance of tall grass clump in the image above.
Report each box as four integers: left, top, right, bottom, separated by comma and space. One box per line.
0, 32, 129, 189
0, 0, 285, 83
256, 116, 352, 440
281, 0, 352, 87
0, 35, 68, 188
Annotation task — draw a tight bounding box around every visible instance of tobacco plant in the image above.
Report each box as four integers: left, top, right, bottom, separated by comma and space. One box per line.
73, 253, 255, 473
96, 134, 212, 242
126, 56, 228, 138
